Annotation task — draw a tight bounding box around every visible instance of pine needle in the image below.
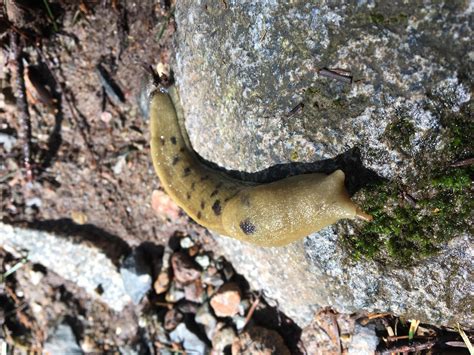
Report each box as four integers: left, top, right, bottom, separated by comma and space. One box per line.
457, 323, 473, 355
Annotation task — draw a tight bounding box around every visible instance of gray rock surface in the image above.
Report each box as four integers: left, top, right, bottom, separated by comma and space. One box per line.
174, 1, 470, 179
0, 222, 131, 311
173, 1, 473, 327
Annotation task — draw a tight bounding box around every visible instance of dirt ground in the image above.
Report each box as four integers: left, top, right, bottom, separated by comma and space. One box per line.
0, 1, 212, 246
0, 1, 472, 354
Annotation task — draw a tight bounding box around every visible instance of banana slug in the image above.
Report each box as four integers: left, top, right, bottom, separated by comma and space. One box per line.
149, 87, 372, 247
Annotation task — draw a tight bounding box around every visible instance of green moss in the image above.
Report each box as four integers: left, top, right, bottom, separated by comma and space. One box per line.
429, 90, 473, 158
384, 117, 415, 152
341, 166, 473, 266
369, 12, 409, 26
440, 109, 474, 154
369, 13, 385, 25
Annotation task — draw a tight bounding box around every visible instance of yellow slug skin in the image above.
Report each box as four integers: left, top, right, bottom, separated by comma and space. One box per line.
150, 89, 364, 247
222, 171, 357, 247
150, 90, 246, 235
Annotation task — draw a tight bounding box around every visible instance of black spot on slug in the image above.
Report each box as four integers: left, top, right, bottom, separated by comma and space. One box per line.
180, 147, 185, 153
160, 137, 165, 145
210, 189, 219, 197
200, 200, 206, 210
200, 175, 210, 181
183, 167, 191, 177
186, 192, 191, 200
212, 200, 222, 215
240, 219, 256, 235
170, 136, 177, 145
197, 211, 202, 219
191, 182, 196, 191
172, 155, 180, 165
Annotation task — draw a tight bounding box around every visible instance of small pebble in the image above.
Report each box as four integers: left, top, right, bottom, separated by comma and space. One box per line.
100, 111, 113, 123
113, 155, 127, 175
26, 197, 42, 208
195, 303, 218, 340
170, 323, 208, 354
195, 254, 210, 269
0, 133, 17, 153
71, 211, 88, 225
120, 249, 152, 304
202, 266, 224, 288
184, 279, 205, 303
165, 282, 185, 303
29, 269, 44, 286
177, 302, 199, 314
180, 236, 195, 249
210, 283, 241, 317
154, 271, 170, 295
212, 323, 237, 353
231, 326, 290, 355
233, 315, 247, 331
164, 309, 183, 331
171, 252, 201, 285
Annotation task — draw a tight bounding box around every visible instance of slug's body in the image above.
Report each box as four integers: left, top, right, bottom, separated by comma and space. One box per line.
150, 88, 371, 247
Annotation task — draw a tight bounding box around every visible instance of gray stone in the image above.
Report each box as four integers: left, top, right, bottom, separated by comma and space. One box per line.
348, 324, 379, 355
165, 281, 185, 303
44, 323, 83, 355
195, 303, 218, 340
173, 1, 473, 328
0, 223, 131, 311
169, 323, 208, 354
120, 248, 152, 304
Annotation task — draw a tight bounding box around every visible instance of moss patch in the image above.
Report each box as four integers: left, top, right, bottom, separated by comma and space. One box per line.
383, 116, 415, 153
340, 80, 473, 266
341, 166, 473, 266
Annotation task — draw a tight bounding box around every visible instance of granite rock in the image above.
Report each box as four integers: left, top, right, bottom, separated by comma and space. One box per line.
173, 1, 473, 327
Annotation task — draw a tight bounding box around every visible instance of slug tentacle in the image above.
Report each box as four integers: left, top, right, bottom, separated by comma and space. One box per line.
149, 87, 371, 247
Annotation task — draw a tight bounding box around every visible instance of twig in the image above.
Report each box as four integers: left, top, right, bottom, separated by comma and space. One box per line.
318, 68, 353, 84
457, 323, 473, 354
242, 294, 261, 330
377, 339, 436, 355
451, 158, 474, 168
9, 31, 34, 181
287, 103, 304, 118
386, 335, 435, 341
